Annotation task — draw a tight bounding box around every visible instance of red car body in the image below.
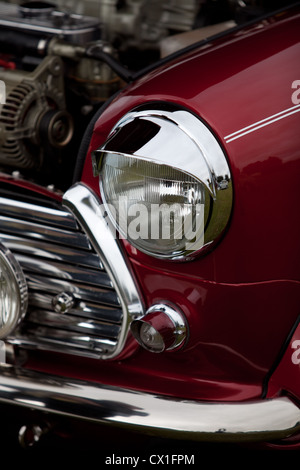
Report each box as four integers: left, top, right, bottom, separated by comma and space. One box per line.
0, 2, 299, 451
82, 6, 300, 401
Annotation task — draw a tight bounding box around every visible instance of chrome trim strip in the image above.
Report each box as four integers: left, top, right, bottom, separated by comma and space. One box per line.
0, 216, 91, 251
0, 197, 78, 230
63, 183, 144, 358
0, 365, 299, 442
15, 254, 113, 289
27, 275, 120, 307
11, 329, 117, 356
0, 234, 103, 269
27, 310, 121, 339
28, 293, 123, 324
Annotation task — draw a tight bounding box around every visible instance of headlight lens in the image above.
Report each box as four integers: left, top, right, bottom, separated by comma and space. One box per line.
93, 104, 232, 261
101, 153, 205, 258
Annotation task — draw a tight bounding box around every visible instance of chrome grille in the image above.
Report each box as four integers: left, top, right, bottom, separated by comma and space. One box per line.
0, 192, 126, 359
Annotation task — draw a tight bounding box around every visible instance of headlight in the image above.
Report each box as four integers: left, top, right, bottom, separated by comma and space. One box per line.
0, 243, 28, 338
93, 104, 232, 261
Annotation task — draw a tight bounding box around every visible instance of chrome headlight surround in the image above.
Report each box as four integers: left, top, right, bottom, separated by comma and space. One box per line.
93, 104, 232, 261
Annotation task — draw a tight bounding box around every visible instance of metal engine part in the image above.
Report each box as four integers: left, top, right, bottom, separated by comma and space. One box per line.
0, 55, 73, 170
0, 1, 101, 44
97, 0, 203, 49
0, 0, 246, 185
0, 1, 115, 183
49, 0, 203, 49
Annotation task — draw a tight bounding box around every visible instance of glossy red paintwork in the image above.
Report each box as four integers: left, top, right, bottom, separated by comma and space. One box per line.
77, 8, 300, 402
83, 8, 300, 280
257, 324, 300, 449
0, 173, 63, 201
267, 322, 300, 402
4, 8, 299, 405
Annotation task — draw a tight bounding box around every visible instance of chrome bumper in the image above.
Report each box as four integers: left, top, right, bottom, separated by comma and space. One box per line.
0, 365, 299, 442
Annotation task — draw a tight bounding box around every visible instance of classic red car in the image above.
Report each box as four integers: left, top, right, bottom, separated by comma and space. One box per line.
0, 0, 299, 454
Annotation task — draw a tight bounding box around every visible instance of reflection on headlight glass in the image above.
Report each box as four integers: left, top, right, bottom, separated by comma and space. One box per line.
101, 153, 206, 258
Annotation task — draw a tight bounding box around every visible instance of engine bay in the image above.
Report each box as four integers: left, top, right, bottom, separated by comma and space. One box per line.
0, 0, 293, 190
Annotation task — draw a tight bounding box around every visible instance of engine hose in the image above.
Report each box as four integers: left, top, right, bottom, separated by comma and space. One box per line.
0, 31, 132, 83
84, 44, 134, 83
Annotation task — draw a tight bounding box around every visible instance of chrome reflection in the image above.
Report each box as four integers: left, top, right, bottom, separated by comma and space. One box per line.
93, 104, 233, 260
0, 365, 299, 442
63, 183, 144, 357
0, 191, 133, 359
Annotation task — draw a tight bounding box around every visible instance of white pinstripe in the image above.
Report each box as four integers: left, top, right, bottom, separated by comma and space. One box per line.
224, 104, 300, 143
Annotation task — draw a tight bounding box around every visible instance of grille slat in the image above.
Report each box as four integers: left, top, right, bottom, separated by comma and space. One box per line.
27, 310, 121, 339
15, 254, 113, 289
0, 193, 124, 359
28, 292, 123, 324
11, 328, 117, 355
0, 197, 78, 230
26, 274, 121, 307
0, 215, 91, 251
1, 233, 103, 269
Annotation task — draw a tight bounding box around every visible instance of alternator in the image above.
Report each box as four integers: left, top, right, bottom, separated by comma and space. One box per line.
0, 55, 73, 171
